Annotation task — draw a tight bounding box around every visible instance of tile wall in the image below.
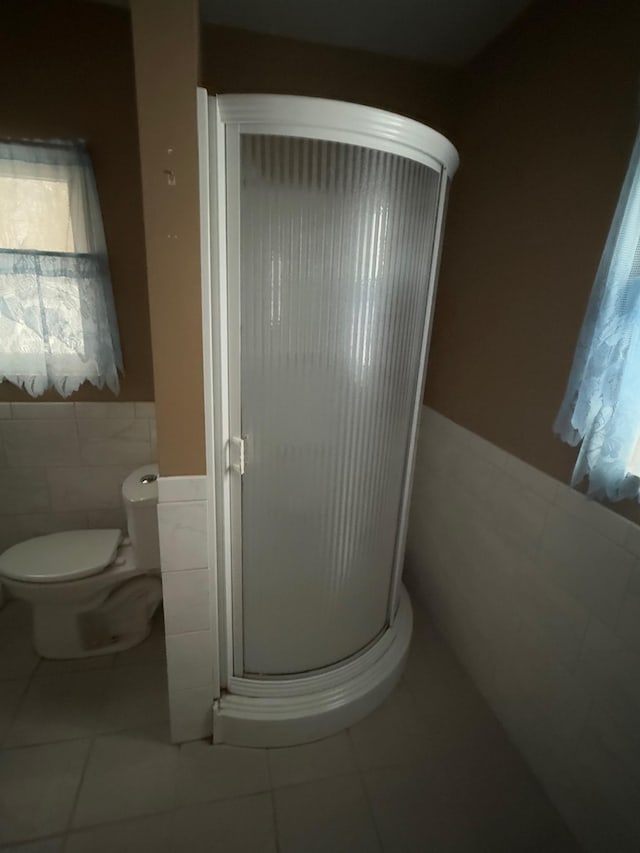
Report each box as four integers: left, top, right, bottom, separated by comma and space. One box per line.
0, 400, 215, 745
0, 401, 157, 552
157, 475, 217, 743
406, 406, 640, 853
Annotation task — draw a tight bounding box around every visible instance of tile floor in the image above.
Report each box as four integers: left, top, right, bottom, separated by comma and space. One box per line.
0, 600, 581, 852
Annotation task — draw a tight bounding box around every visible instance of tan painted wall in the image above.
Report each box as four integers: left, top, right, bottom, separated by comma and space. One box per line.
202, 25, 460, 137
427, 0, 640, 501
0, 0, 153, 403
130, 0, 204, 476
133, 20, 458, 475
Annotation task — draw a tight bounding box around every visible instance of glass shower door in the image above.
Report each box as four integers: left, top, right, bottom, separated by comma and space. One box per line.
235, 133, 440, 676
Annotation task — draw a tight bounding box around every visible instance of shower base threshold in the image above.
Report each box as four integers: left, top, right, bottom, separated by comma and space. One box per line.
212, 584, 413, 747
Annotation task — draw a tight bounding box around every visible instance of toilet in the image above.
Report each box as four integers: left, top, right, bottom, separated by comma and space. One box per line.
0, 465, 163, 659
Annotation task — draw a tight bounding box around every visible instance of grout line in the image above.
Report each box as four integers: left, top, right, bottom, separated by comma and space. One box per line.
0, 832, 66, 852
264, 747, 282, 853
346, 725, 385, 852
0, 675, 33, 749
62, 784, 278, 842
267, 766, 360, 795
63, 731, 96, 839
0, 607, 40, 748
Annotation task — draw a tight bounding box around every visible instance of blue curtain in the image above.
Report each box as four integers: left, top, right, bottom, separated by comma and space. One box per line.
554, 124, 640, 501
0, 139, 122, 397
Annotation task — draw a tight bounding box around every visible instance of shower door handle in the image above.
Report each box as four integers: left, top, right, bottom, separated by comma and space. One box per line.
229, 436, 246, 476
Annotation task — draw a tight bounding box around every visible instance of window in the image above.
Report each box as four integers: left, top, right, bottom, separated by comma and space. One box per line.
0, 139, 122, 397
554, 123, 640, 501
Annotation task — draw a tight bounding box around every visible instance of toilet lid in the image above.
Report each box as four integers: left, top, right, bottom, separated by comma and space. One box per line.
0, 529, 123, 584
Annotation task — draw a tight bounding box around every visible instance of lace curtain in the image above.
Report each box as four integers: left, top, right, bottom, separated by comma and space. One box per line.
0, 139, 122, 397
554, 124, 640, 501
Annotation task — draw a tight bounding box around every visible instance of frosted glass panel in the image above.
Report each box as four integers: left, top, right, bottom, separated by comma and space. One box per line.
239, 134, 440, 675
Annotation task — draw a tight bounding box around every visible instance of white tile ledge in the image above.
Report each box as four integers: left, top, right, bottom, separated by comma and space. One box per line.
158, 475, 207, 503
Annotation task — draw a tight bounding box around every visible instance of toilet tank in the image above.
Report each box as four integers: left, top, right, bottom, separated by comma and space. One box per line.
122, 464, 160, 572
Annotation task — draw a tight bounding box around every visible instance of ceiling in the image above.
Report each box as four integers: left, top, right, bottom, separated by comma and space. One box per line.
91, 0, 533, 66
198, 0, 533, 66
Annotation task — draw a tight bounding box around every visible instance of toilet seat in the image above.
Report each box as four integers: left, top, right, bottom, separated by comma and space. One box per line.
0, 529, 123, 584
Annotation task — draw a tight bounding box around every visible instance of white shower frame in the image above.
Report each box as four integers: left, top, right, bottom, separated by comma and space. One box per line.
197, 90, 458, 746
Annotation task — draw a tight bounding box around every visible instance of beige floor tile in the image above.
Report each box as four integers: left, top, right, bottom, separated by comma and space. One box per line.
65, 812, 173, 853
0, 839, 64, 853
0, 678, 29, 743
0, 600, 32, 635
34, 654, 115, 680
477, 769, 576, 853
348, 683, 432, 771
5, 670, 110, 747
364, 763, 481, 853
175, 740, 270, 806
97, 664, 169, 732
113, 614, 166, 669
0, 602, 39, 681
275, 774, 381, 853
529, 828, 584, 852
404, 621, 491, 722
444, 717, 574, 853
0, 739, 90, 844
72, 727, 177, 827
364, 718, 574, 853
0, 643, 39, 681
0, 599, 581, 853
268, 731, 356, 788
172, 793, 277, 853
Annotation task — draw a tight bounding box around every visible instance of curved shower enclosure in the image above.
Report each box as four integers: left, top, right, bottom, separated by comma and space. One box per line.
197, 93, 458, 746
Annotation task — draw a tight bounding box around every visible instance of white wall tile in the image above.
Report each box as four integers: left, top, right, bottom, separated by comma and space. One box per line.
169, 684, 214, 743
134, 402, 156, 419
47, 466, 127, 512
0, 516, 21, 551
0, 402, 155, 548
555, 485, 631, 546
485, 474, 549, 563
0, 468, 50, 514
12, 511, 89, 538
11, 402, 74, 420
505, 454, 560, 503
586, 702, 640, 790
1, 420, 81, 467
158, 501, 208, 571
156, 480, 214, 743
77, 419, 152, 467
543, 757, 640, 853
165, 631, 214, 691
161, 569, 211, 635
158, 475, 207, 503
150, 420, 157, 457
409, 406, 640, 853
462, 422, 510, 469
574, 617, 640, 726
616, 562, 640, 655
623, 523, 640, 559
74, 402, 136, 419
539, 509, 634, 628
86, 509, 127, 532
490, 644, 590, 776
574, 714, 640, 840
516, 562, 589, 669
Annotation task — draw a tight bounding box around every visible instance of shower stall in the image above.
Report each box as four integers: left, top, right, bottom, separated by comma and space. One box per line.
197, 92, 458, 746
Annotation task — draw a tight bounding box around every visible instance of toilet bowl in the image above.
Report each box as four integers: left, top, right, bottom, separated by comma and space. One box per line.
0, 464, 163, 659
